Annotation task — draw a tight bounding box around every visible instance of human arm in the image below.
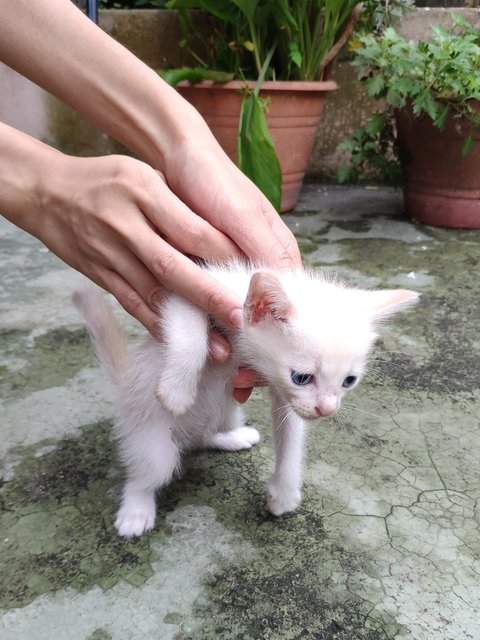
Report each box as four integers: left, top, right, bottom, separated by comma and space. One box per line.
0, 0, 301, 277
0, 0, 302, 399
0, 123, 245, 335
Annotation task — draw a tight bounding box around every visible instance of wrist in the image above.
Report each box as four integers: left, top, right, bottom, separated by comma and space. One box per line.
0, 124, 66, 233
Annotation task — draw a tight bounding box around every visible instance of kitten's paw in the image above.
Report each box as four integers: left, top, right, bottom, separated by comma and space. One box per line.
234, 426, 260, 447
115, 504, 156, 538
267, 478, 301, 516
207, 426, 260, 451
156, 380, 195, 416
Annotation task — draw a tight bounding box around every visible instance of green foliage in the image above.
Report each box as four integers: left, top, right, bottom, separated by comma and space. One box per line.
166, 0, 359, 81
354, 0, 414, 36
237, 93, 281, 210
339, 14, 480, 184
99, 0, 167, 7
237, 48, 282, 211
337, 113, 403, 186
164, 1, 359, 209
353, 15, 480, 123
159, 67, 234, 84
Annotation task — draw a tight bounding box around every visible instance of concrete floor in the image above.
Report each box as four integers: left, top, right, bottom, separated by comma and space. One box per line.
1, 185, 479, 640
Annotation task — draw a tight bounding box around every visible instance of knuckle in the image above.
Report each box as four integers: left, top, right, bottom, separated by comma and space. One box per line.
150, 250, 179, 282
111, 156, 152, 191
182, 220, 206, 253
119, 289, 144, 316
201, 285, 229, 317
147, 286, 167, 311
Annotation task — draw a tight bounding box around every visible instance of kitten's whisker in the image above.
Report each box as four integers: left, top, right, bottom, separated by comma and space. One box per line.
342, 403, 382, 420
275, 407, 295, 431
273, 403, 291, 414
376, 349, 428, 361
373, 358, 410, 371
272, 402, 293, 430
365, 369, 386, 384
334, 408, 356, 432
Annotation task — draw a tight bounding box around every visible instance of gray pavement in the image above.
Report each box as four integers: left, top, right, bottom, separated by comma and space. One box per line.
1, 185, 479, 639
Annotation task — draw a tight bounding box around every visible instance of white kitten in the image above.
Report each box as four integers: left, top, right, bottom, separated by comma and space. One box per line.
74, 263, 418, 538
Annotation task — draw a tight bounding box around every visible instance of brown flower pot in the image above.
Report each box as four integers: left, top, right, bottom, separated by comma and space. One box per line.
396, 102, 480, 228
177, 80, 337, 212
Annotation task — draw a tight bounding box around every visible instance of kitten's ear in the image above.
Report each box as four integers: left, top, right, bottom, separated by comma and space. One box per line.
245, 272, 294, 325
367, 289, 420, 323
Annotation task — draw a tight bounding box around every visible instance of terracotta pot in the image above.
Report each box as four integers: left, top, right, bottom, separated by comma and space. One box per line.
396, 102, 480, 228
177, 80, 337, 212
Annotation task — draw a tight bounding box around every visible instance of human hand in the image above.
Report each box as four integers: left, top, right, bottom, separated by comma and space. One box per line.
163, 133, 302, 271
14, 149, 248, 337
159, 131, 302, 400
209, 333, 267, 404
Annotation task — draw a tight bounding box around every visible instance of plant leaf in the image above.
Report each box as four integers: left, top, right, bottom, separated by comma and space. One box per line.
230, 0, 260, 22
198, 0, 242, 24
288, 42, 302, 69
462, 134, 474, 157
435, 104, 449, 130
367, 75, 386, 97
237, 93, 282, 212
158, 67, 234, 86
365, 113, 386, 135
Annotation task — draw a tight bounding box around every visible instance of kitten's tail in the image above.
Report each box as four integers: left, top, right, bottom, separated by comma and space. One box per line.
73, 286, 128, 384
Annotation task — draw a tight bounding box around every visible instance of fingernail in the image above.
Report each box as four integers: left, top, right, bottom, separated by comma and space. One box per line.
210, 338, 229, 363
230, 308, 244, 330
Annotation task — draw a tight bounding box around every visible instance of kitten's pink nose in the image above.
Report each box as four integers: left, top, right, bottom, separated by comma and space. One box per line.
315, 403, 336, 417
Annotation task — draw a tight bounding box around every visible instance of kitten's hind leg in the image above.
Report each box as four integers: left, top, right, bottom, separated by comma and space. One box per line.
115, 430, 180, 538
204, 405, 260, 451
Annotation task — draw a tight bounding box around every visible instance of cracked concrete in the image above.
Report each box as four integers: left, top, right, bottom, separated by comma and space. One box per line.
1, 185, 479, 639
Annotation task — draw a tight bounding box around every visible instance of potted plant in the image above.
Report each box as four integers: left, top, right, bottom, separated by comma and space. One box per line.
162, 0, 362, 212
338, 13, 480, 228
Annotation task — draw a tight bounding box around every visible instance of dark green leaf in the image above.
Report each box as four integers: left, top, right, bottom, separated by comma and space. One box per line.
337, 165, 358, 184
365, 113, 386, 135
367, 75, 386, 97
237, 94, 282, 212
230, 0, 260, 22
435, 105, 449, 130
158, 67, 234, 86
288, 43, 302, 69
462, 134, 474, 157
198, 0, 242, 23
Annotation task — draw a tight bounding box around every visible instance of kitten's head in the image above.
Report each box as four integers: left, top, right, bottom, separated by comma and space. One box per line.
242, 270, 419, 421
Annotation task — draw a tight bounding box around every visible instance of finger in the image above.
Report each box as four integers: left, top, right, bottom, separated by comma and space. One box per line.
87, 230, 169, 315
233, 387, 253, 404
213, 196, 302, 269
128, 228, 244, 329
165, 151, 301, 268
209, 330, 230, 363
90, 264, 162, 338
232, 367, 267, 388
140, 180, 243, 262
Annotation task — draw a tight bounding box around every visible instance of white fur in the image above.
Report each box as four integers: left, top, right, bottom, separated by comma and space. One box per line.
74, 262, 419, 537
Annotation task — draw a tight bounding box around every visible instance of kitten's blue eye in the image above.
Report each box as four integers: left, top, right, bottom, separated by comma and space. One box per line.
342, 376, 357, 389
291, 371, 313, 386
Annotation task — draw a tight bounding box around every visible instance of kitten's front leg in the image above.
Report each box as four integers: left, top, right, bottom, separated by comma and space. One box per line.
267, 390, 305, 516
205, 403, 260, 451
156, 295, 209, 415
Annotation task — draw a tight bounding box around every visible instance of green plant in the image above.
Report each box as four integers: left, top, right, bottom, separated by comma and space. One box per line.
99, 0, 167, 7
337, 113, 403, 185
165, 0, 360, 82
339, 13, 480, 184
161, 1, 360, 210
354, 0, 414, 36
